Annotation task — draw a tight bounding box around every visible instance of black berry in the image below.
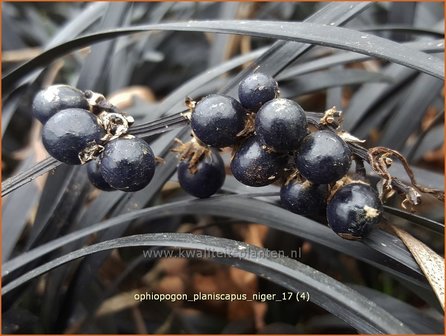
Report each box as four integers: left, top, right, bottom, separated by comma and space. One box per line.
42, 108, 104, 165
32, 85, 90, 124
238, 72, 278, 111
230, 136, 286, 187
327, 183, 383, 240
191, 94, 245, 148
256, 98, 308, 152
100, 138, 156, 192
87, 159, 115, 191
178, 150, 225, 198
295, 130, 351, 184
280, 180, 328, 216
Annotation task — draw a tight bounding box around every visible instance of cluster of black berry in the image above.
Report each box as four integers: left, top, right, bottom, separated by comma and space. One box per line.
33, 75, 383, 240
181, 72, 383, 240
32, 85, 156, 192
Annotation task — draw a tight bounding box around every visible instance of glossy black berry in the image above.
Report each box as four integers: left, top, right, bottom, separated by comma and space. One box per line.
238, 72, 278, 111
42, 108, 104, 165
295, 130, 351, 184
327, 183, 383, 240
231, 136, 286, 187
87, 159, 115, 191
178, 150, 225, 198
32, 85, 90, 124
256, 98, 308, 152
100, 138, 156, 192
191, 94, 246, 148
280, 181, 328, 216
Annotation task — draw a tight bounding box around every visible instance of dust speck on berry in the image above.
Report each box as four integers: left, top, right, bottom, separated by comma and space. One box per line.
191, 94, 246, 148
32, 85, 90, 124
231, 136, 287, 187
295, 130, 351, 184
100, 138, 156, 192
256, 98, 308, 152
238, 72, 278, 111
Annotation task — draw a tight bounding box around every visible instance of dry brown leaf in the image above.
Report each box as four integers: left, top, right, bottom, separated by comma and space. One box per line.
191, 272, 228, 313
96, 288, 142, 317
2, 47, 42, 62
98, 249, 126, 287
141, 257, 188, 286
108, 86, 155, 110
423, 147, 444, 168
392, 225, 444, 310
230, 267, 256, 290
157, 275, 185, 295
229, 224, 266, 290
421, 106, 438, 131
253, 302, 267, 331
131, 306, 148, 334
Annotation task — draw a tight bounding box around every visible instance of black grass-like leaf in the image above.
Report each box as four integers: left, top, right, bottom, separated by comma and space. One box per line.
1, 232, 414, 334
282, 69, 393, 97
3, 195, 427, 289
1, 157, 60, 197
2, 3, 443, 333
2, 154, 40, 261
351, 284, 443, 333
384, 205, 444, 234
4, 19, 443, 92
379, 73, 443, 150
220, 1, 372, 94
277, 39, 443, 81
